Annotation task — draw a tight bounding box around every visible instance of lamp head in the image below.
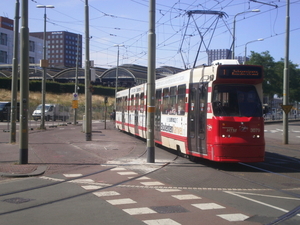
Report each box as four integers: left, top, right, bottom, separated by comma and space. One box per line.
36, 5, 55, 8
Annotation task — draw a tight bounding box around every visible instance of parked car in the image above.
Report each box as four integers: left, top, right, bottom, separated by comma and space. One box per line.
0, 101, 20, 122
32, 104, 69, 121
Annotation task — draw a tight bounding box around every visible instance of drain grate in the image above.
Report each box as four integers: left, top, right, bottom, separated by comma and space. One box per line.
150, 205, 189, 214
3, 197, 34, 204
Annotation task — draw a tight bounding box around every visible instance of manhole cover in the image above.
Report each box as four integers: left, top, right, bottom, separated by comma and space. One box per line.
3, 197, 34, 204
150, 205, 189, 214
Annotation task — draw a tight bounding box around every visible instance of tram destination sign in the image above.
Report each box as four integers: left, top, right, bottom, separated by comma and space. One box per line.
217, 65, 263, 79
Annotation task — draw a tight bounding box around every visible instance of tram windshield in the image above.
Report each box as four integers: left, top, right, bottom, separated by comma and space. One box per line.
212, 84, 262, 117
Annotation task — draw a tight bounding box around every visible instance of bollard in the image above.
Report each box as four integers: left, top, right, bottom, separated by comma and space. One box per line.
82, 114, 86, 132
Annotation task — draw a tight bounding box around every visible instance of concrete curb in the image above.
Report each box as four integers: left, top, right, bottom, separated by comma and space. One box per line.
0, 165, 47, 178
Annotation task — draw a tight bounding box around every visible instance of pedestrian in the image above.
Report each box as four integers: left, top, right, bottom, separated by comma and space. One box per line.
110, 109, 116, 120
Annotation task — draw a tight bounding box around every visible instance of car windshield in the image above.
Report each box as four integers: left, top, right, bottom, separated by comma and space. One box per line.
212, 84, 262, 117
0, 103, 8, 110
36, 105, 51, 110
36, 105, 42, 110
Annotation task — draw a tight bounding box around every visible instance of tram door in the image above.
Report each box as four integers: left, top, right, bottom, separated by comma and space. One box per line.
188, 83, 208, 155
154, 89, 162, 142
121, 96, 127, 131
134, 94, 139, 135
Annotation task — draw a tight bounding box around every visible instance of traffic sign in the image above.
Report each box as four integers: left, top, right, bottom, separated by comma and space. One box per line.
72, 100, 78, 109
73, 93, 78, 100
280, 104, 293, 114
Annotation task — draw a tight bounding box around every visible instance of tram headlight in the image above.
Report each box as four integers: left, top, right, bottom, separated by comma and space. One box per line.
252, 135, 260, 138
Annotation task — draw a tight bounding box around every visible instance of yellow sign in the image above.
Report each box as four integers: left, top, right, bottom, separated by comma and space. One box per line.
280, 104, 293, 114
72, 100, 78, 109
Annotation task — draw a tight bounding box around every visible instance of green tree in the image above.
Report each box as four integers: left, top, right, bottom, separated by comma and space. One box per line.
246, 51, 281, 100
247, 51, 300, 104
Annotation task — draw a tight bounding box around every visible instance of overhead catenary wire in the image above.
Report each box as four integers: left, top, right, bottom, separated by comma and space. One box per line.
28, 0, 300, 68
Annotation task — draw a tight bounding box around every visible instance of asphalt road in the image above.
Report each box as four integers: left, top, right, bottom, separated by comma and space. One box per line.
0, 120, 299, 225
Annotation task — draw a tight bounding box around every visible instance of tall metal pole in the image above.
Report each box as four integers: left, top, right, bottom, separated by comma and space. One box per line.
114, 44, 124, 110
146, 0, 156, 163
115, 45, 120, 110
244, 38, 264, 64
74, 33, 80, 125
37, 5, 54, 129
19, 0, 29, 164
10, 0, 20, 143
41, 7, 47, 129
232, 10, 260, 59
283, 0, 290, 144
85, 0, 92, 141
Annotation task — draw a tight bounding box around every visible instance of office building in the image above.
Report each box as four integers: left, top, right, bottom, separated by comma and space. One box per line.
30, 31, 82, 68
0, 16, 43, 65
207, 49, 232, 65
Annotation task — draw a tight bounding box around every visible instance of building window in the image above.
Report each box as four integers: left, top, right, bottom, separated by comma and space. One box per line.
0, 50, 8, 63
29, 40, 35, 52
0, 33, 8, 45
29, 57, 35, 63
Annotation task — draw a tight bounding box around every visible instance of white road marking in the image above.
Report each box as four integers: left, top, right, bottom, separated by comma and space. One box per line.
225, 191, 296, 214
192, 203, 225, 210
231, 191, 300, 200
156, 188, 181, 192
117, 171, 138, 175
217, 213, 249, 221
63, 174, 82, 177
141, 181, 165, 186
172, 194, 201, 200
68, 179, 94, 184
143, 218, 181, 225
110, 167, 127, 171
81, 185, 102, 190
123, 207, 157, 215
93, 191, 120, 197
40, 176, 65, 182
136, 176, 151, 180
107, 198, 137, 205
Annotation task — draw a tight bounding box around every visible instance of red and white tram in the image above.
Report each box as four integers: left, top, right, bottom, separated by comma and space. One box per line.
115, 60, 265, 162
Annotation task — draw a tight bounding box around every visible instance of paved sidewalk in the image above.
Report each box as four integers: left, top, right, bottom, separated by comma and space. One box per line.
0, 120, 174, 179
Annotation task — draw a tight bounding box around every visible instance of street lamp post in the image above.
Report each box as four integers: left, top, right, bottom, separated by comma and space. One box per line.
114, 44, 124, 110
232, 9, 260, 59
36, 5, 54, 129
244, 38, 264, 64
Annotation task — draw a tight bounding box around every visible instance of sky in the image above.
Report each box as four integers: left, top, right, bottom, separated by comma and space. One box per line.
1, 0, 300, 69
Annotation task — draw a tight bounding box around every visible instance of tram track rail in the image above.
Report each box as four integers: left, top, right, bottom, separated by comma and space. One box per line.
0, 160, 171, 216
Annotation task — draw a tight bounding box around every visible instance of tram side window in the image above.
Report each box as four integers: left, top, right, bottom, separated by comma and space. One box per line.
123, 96, 128, 112
116, 97, 122, 111
177, 84, 186, 115
140, 93, 144, 113
162, 88, 170, 114
169, 87, 177, 115
135, 94, 139, 112
155, 89, 162, 113
130, 94, 134, 112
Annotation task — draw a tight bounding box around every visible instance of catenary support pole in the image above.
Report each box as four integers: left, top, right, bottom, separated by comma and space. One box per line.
74, 33, 80, 126
10, 0, 20, 143
85, 0, 92, 141
146, 0, 156, 163
283, 0, 290, 144
19, 0, 29, 164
